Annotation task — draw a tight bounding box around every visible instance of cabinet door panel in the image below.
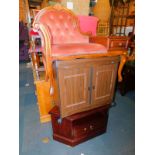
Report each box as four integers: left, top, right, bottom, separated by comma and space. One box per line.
92, 63, 118, 106
58, 67, 90, 118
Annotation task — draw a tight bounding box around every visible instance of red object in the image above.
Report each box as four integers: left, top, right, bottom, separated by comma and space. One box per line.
49, 105, 109, 146
78, 15, 99, 36
29, 29, 39, 36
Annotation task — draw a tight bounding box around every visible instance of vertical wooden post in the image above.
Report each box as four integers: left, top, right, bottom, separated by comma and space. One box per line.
23, 0, 31, 28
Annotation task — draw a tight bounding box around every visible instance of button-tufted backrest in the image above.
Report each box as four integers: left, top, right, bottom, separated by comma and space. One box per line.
34, 7, 89, 44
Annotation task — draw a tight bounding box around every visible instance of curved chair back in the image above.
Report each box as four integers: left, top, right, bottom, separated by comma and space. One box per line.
33, 5, 89, 45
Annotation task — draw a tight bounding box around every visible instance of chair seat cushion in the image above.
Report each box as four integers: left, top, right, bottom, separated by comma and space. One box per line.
51, 43, 107, 56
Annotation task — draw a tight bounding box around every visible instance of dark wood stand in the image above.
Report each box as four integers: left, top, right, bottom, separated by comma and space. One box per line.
49, 105, 110, 146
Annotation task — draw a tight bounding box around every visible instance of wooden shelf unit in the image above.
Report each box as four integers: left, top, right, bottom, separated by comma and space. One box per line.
109, 1, 135, 36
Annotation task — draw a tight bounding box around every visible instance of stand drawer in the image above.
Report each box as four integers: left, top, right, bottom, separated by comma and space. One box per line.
73, 112, 108, 138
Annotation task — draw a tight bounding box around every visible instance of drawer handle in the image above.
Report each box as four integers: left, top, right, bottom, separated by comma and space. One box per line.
90, 125, 94, 130
84, 128, 87, 131
119, 43, 123, 46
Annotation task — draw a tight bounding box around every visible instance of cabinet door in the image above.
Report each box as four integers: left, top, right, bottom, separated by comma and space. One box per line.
58, 66, 90, 118
91, 62, 118, 106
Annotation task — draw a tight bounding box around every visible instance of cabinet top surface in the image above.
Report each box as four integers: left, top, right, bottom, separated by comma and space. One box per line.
54, 56, 120, 67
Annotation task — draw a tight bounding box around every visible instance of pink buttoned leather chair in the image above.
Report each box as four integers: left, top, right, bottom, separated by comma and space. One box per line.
33, 5, 107, 56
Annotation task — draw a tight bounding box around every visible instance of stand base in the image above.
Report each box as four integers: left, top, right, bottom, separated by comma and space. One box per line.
49, 105, 110, 146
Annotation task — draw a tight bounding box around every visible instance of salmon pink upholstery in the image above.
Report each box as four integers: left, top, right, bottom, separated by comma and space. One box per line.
78, 16, 99, 36
38, 10, 89, 44
51, 43, 107, 56
33, 6, 107, 57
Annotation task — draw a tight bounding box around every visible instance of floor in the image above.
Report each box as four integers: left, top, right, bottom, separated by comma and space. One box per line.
19, 62, 135, 155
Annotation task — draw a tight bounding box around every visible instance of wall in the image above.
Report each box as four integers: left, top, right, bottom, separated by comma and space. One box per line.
93, 0, 111, 22
40, 0, 90, 15
41, 0, 49, 9
61, 0, 90, 15
127, 0, 135, 26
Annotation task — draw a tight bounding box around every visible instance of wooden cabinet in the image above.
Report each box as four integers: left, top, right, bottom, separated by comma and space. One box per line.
53, 56, 119, 118
49, 105, 109, 146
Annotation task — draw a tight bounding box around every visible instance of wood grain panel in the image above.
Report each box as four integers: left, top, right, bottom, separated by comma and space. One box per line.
95, 69, 112, 99
58, 66, 90, 118
35, 80, 55, 123
92, 62, 118, 106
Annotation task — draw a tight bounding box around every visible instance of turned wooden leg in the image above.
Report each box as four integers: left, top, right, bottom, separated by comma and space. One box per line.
118, 54, 127, 82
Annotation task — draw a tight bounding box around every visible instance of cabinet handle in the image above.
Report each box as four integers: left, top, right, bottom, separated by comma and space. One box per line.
57, 118, 62, 124
88, 86, 95, 90
90, 125, 94, 130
